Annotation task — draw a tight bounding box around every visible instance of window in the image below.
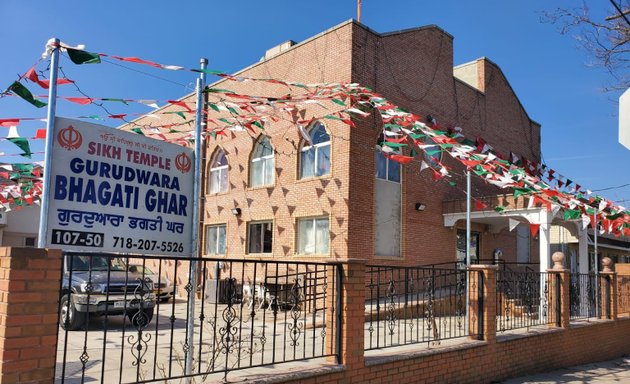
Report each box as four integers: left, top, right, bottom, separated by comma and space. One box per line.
375, 137, 400, 183
208, 149, 228, 194
300, 121, 331, 179
250, 136, 275, 187
24, 237, 36, 247
205, 225, 226, 255
298, 217, 330, 255
248, 221, 273, 254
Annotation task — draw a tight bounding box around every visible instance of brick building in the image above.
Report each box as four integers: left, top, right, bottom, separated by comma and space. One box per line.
131, 20, 542, 268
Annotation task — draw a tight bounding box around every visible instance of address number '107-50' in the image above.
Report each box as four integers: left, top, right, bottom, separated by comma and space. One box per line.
51, 229, 104, 247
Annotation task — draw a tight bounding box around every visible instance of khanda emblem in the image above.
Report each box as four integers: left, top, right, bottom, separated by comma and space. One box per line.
57, 125, 82, 150
175, 152, 192, 173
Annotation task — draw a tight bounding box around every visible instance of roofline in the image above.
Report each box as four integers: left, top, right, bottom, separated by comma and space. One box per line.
454, 56, 541, 127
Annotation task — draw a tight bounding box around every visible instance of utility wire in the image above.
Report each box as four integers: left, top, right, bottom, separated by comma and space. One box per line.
592, 182, 630, 192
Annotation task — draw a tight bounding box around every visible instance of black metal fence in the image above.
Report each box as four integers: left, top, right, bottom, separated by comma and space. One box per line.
55, 253, 341, 383
496, 270, 550, 332
569, 273, 597, 321
618, 274, 630, 316
364, 265, 473, 350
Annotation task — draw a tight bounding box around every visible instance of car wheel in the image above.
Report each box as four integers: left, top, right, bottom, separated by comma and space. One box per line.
60, 294, 86, 331
128, 307, 154, 328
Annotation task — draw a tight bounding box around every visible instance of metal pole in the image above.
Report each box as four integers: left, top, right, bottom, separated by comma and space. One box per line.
466, 170, 471, 267
37, 38, 60, 248
185, 58, 207, 377
594, 206, 599, 317
465, 170, 471, 333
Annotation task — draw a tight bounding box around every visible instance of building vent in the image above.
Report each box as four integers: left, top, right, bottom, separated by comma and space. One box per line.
262, 40, 296, 61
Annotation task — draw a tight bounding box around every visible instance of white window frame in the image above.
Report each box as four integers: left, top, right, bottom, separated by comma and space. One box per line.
375, 147, 401, 183
297, 217, 330, 255
205, 224, 226, 255
250, 137, 275, 187
300, 122, 331, 179
208, 149, 228, 194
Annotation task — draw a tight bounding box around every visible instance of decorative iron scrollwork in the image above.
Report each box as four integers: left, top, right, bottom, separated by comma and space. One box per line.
386, 279, 397, 337
288, 279, 304, 347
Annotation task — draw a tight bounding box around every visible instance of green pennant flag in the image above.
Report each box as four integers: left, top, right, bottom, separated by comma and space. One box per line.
331, 98, 346, 106
207, 103, 220, 112
564, 209, 581, 220
131, 127, 144, 135
383, 142, 407, 148
7, 138, 32, 158
66, 48, 101, 64
8, 82, 47, 108
494, 205, 505, 213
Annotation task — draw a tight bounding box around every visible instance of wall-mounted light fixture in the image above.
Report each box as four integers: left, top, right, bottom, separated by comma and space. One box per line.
231, 207, 242, 216
415, 203, 426, 211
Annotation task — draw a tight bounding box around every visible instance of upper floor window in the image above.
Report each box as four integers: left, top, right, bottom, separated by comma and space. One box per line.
300, 121, 331, 179
375, 137, 400, 183
423, 136, 443, 168
250, 136, 274, 187
208, 149, 228, 194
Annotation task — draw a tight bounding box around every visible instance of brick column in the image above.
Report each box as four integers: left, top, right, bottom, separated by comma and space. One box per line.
326, 259, 366, 371
0, 247, 62, 384
468, 265, 497, 343
599, 272, 618, 320
547, 270, 570, 328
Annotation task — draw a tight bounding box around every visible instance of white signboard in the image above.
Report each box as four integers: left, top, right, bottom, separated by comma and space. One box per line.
45, 117, 194, 256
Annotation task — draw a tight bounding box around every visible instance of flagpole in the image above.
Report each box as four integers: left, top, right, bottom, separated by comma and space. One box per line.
37, 38, 60, 248
594, 206, 599, 317
185, 57, 207, 377
465, 169, 471, 331
466, 170, 471, 267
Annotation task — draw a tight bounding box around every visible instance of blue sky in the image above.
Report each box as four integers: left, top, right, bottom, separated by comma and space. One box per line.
0, 0, 628, 206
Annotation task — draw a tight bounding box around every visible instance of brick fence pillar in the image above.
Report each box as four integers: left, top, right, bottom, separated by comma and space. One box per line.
0, 247, 62, 384
326, 259, 365, 371
599, 272, 618, 320
547, 270, 570, 328
468, 265, 497, 343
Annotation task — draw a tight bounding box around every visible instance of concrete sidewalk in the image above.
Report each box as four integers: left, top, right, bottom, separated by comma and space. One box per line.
501, 356, 630, 383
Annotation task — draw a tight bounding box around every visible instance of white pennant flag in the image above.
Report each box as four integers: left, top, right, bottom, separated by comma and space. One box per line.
509, 218, 520, 232
420, 161, 429, 171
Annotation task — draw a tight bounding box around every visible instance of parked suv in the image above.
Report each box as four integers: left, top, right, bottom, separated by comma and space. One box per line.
60, 253, 156, 330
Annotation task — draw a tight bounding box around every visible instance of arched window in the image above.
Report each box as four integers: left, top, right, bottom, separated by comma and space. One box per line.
250, 136, 275, 187
208, 148, 228, 194
375, 136, 400, 183
299, 121, 331, 179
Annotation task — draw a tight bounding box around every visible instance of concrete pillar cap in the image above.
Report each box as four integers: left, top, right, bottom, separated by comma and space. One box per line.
551, 251, 565, 270
601, 257, 613, 273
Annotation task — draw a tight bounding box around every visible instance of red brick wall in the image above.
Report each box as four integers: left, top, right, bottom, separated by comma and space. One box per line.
265, 263, 630, 384
128, 20, 542, 269
0, 247, 61, 384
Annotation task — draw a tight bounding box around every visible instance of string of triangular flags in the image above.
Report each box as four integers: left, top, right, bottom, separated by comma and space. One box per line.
0, 43, 628, 236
